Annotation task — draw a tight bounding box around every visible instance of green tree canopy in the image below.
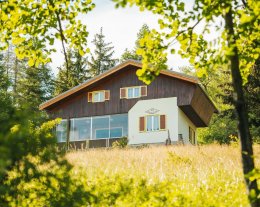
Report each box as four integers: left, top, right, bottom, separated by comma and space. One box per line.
0, 0, 95, 67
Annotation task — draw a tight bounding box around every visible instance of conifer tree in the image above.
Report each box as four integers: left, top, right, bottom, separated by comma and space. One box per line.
54, 49, 90, 95
88, 28, 118, 76
18, 64, 54, 112
120, 24, 150, 62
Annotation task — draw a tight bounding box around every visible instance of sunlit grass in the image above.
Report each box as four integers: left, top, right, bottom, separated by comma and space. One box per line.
67, 144, 260, 206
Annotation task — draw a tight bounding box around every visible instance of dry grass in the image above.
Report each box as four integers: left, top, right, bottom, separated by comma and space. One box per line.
67, 144, 259, 180
66, 144, 260, 206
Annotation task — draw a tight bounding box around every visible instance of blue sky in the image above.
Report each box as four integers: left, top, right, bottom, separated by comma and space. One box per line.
50, 0, 190, 74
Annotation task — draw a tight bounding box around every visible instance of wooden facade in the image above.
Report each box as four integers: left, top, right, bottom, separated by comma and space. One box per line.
41, 61, 217, 127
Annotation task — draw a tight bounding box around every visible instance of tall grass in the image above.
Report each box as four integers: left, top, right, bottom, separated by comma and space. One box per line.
67, 144, 259, 206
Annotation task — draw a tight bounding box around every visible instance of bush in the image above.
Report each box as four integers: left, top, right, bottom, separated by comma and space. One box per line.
198, 112, 238, 144
112, 137, 128, 148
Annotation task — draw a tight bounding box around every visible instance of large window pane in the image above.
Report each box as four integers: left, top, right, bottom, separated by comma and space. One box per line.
110, 128, 123, 138
70, 118, 91, 141
92, 116, 109, 139
110, 114, 128, 137
56, 120, 67, 142
96, 129, 109, 139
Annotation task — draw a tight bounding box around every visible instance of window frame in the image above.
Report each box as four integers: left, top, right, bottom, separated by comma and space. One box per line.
120, 85, 147, 99
88, 90, 110, 103
139, 114, 166, 132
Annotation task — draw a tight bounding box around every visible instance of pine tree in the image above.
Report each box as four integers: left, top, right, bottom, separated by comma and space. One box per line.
54, 49, 90, 95
88, 28, 118, 76
120, 24, 150, 62
18, 64, 54, 112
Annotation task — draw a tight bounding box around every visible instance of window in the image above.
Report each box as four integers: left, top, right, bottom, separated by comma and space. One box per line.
139, 115, 166, 132
120, 86, 147, 99
92, 116, 110, 139
110, 128, 123, 138
128, 87, 140, 98
56, 120, 67, 142
56, 114, 128, 142
70, 118, 91, 141
88, 90, 110, 103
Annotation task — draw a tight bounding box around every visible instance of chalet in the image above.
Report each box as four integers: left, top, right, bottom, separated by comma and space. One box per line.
40, 60, 217, 148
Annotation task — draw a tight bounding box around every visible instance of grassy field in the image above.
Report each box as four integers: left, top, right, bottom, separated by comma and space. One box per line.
66, 144, 260, 206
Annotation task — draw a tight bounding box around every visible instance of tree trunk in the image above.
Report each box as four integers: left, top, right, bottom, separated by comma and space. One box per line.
225, 6, 259, 207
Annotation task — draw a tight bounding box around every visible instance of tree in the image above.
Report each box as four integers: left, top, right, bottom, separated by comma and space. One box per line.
120, 24, 150, 62
244, 59, 260, 143
87, 28, 118, 76
55, 49, 90, 95
0, 54, 14, 132
18, 64, 54, 112
0, 0, 94, 74
114, 0, 259, 205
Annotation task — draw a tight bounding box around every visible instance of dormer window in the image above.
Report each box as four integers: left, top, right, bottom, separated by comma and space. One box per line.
120, 86, 147, 99
88, 90, 110, 103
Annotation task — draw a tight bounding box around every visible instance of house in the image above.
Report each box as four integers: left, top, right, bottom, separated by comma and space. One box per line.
40, 60, 217, 148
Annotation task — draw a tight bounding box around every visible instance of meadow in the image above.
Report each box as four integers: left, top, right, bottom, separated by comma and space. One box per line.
66, 144, 260, 207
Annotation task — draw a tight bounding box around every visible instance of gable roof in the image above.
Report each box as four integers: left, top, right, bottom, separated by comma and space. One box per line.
39, 60, 203, 110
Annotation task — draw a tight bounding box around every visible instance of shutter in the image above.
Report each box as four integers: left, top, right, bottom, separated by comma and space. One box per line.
88, 92, 93, 102
160, 115, 166, 130
139, 117, 145, 132
105, 90, 110, 100
120, 88, 126, 99
141, 86, 147, 96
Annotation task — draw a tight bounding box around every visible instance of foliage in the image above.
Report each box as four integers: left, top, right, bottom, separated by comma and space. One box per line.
112, 137, 128, 148
114, 1, 260, 203
0, 116, 93, 207
114, 0, 259, 84
120, 24, 150, 62
244, 61, 260, 143
120, 48, 141, 62
87, 27, 118, 76
54, 48, 90, 95
0, 0, 94, 67
198, 113, 238, 144
0, 54, 14, 130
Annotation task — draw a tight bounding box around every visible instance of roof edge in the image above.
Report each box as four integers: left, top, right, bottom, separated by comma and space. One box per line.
40, 60, 200, 110
39, 60, 142, 110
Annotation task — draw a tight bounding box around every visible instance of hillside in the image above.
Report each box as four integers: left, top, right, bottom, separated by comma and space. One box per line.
66, 144, 260, 206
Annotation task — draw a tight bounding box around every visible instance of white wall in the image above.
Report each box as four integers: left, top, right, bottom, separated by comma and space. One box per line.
128, 97, 178, 145
178, 109, 197, 144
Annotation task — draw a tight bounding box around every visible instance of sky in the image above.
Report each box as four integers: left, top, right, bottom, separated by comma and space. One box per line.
50, 0, 191, 75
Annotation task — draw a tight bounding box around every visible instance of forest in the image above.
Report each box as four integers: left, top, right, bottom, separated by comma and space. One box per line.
0, 0, 259, 206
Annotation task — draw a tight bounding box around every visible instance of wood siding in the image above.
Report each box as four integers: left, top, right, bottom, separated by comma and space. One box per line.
46, 65, 215, 127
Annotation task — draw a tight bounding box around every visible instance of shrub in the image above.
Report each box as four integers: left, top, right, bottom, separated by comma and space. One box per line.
112, 137, 128, 148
